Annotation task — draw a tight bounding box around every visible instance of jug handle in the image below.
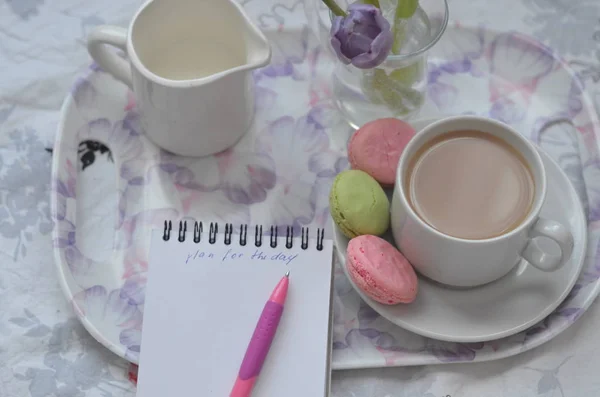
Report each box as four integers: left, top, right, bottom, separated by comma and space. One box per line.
87, 26, 132, 88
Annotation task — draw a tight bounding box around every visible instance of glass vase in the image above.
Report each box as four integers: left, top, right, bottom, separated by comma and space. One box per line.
306, 0, 449, 128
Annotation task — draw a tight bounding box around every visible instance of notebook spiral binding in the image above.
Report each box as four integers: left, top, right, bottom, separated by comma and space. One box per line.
162, 220, 325, 251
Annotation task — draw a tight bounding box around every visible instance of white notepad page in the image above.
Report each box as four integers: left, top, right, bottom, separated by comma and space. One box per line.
137, 227, 334, 397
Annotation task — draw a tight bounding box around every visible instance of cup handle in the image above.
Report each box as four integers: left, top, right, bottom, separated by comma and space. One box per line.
87, 26, 132, 88
521, 218, 574, 272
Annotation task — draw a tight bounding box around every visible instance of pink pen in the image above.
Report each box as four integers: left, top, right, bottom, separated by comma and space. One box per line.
230, 271, 290, 397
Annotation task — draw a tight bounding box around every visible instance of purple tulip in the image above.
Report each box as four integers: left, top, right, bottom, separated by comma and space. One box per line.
330, 4, 393, 69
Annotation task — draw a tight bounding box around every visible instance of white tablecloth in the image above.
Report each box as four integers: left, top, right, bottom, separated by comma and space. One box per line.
1, 0, 600, 396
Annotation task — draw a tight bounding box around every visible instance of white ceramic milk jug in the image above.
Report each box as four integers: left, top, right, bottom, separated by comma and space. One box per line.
87, 0, 271, 157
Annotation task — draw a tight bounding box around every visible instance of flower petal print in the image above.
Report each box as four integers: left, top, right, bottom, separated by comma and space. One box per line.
122, 110, 142, 135
217, 149, 276, 205
489, 33, 555, 85
54, 196, 99, 277
255, 107, 330, 227
487, 33, 556, 124
54, 159, 77, 203
428, 26, 486, 85
333, 263, 355, 297
124, 91, 136, 112
64, 245, 96, 277
120, 159, 148, 187
311, 176, 336, 230
584, 159, 600, 222
179, 190, 251, 226
309, 151, 349, 178
427, 80, 459, 110
533, 67, 584, 119
337, 327, 429, 363
575, 234, 600, 290
54, 218, 76, 249
524, 307, 581, 344
534, 113, 600, 223
426, 26, 485, 111
73, 286, 142, 330
303, 105, 344, 136
120, 328, 142, 361
89, 61, 102, 72
535, 119, 591, 215
524, 315, 553, 342
332, 301, 353, 350
554, 306, 582, 322
331, 265, 361, 348
120, 273, 147, 306
357, 301, 381, 326
426, 341, 484, 363
435, 25, 485, 63
309, 152, 348, 229
256, 1, 306, 30
254, 85, 278, 113
117, 157, 157, 227
335, 328, 391, 356
487, 34, 554, 114
258, 107, 330, 157
267, 184, 315, 229
116, 208, 179, 250
72, 77, 97, 109
257, 28, 310, 80
123, 243, 149, 280
489, 96, 527, 124
157, 150, 221, 193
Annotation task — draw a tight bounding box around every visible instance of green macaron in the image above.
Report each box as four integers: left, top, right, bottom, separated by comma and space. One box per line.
329, 170, 390, 238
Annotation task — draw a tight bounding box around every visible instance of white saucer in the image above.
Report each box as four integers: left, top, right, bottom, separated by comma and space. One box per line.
333, 119, 587, 343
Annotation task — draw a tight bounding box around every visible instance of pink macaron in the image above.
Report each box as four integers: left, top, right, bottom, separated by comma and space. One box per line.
348, 118, 415, 186
346, 235, 418, 305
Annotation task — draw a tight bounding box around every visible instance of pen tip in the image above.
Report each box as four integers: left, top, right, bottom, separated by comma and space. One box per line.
285, 270, 290, 277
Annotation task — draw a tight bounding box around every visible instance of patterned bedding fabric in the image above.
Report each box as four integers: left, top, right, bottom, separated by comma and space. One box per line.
1, 0, 600, 396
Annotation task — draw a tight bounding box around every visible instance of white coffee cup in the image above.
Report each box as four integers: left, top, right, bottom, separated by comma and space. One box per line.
391, 116, 574, 288
86, 0, 271, 157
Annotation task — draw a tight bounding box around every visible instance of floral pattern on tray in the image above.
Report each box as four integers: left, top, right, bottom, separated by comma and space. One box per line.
51, 24, 600, 369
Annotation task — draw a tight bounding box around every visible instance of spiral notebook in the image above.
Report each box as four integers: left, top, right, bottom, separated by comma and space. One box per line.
136, 222, 334, 397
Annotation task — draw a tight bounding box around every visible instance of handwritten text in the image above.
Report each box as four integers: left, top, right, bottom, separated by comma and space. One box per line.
185, 248, 299, 265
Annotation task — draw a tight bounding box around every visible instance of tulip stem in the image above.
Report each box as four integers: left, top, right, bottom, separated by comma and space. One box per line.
322, 0, 347, 16
392, 0, 419, 54
363, 0, 381, 7
391, 22, 405, 54
395, 0, 418, 19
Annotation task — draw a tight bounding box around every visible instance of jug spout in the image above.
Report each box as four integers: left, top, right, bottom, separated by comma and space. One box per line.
235, 4, 272, 70
125, 0, 271, 84
244, 28, 272, 70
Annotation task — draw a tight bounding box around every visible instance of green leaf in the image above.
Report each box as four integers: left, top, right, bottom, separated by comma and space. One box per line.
395, 0, 418, 20
389, 60, 424, 84
363, 69, 425, 116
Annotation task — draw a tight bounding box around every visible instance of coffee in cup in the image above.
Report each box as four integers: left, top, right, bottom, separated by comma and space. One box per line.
405, 130, 535, 240
390, 116, 574, 288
